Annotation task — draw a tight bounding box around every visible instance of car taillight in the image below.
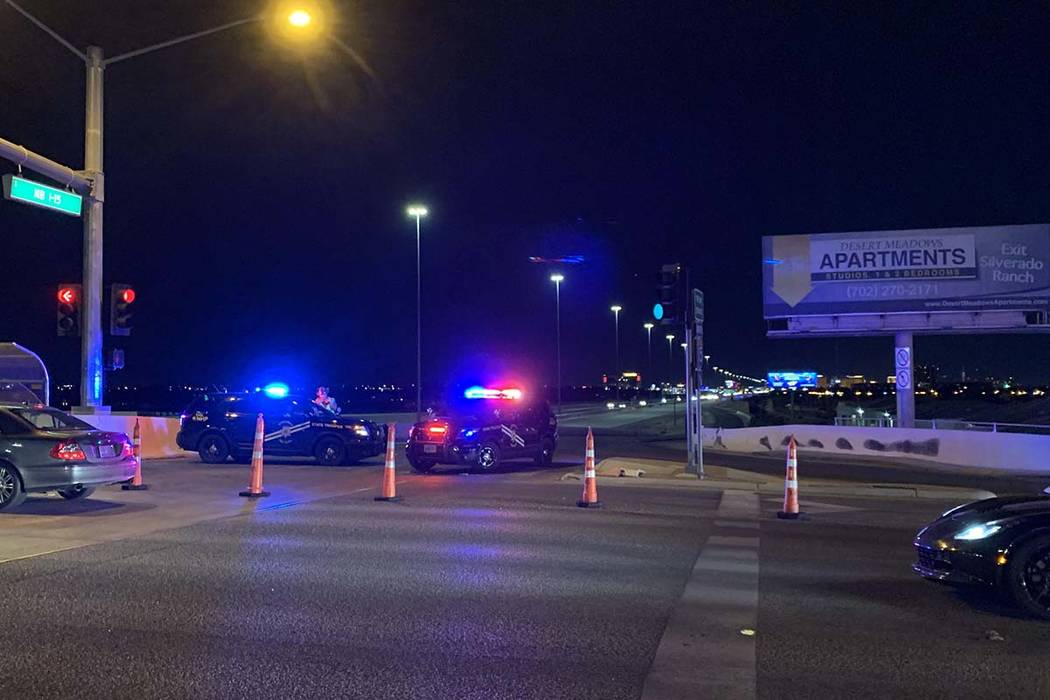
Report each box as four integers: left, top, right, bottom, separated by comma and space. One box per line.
427, 424, 448, 435
122, 441, 134, 458
50, 441, 86, 461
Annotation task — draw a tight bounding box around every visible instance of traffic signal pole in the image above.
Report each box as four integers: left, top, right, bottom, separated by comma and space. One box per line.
81, 47, 105, 410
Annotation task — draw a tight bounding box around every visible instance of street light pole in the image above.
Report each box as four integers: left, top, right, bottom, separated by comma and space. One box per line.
643, 322, 654, 382
550, 274, 564, 413
407, 205, 428, 420
610, 305, 622, 398
4, 2, 331, 409
666, 334, 675, 380
81, 46, 105, 408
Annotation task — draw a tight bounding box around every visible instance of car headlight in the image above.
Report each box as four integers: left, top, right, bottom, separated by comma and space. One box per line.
953, 523, 1002, 541
352, 424, 370, 438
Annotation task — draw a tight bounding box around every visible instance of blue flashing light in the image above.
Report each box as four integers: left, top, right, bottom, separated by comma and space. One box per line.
653, 303, 664, 320
263, 382, 290, 398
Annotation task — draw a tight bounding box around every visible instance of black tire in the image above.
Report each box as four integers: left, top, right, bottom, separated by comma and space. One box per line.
314, 436, 346, 466
198, 434, 231, 464
474, 442, 501, 472
0, 463, 26, 512
1006, 536, 1050, 620
57, 485, 96, 501
408, 454, 434, 473
534, 439, 555, 466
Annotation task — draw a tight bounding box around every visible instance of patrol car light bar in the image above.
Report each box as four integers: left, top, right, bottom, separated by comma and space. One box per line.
464, 386, 523, 400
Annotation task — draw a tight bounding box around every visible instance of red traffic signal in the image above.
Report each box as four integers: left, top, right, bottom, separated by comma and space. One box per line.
57, 287, 77, 305
57, 283, 82, 337
110, 283, 136, 336
120, 287, 136, 304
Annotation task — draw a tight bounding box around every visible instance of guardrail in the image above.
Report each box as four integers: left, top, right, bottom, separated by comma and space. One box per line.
834, 415, 1050, 436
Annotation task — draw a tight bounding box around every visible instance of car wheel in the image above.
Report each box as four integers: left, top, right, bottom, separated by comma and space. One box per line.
408, 454, 434, 473
57, 485, 96, 501
198, 434, 231, 464
1006, 536, 1050, 620
314, 437, 346, 466
534, 439, 555, 466
475, 442, 501, 472
0, 463, 26, 512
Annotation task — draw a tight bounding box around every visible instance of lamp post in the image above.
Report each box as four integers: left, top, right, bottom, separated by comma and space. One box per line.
665, 334, 676, 381
2, 1, 324, 409
550, 274, 564, 413
407, 204, 428, 420
610, 305, 622, 399
643, 322, 654, 384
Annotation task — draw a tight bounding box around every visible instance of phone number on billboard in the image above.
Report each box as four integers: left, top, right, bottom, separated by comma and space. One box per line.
845, 283, 940, 299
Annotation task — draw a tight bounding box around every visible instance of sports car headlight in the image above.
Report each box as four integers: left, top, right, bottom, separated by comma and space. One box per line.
953, 523, 1002, 541
352, 425, 370, 438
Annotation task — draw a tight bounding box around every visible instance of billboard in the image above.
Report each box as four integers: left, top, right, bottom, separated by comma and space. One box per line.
767, 371, 818, 389
763, 224, 1050, 318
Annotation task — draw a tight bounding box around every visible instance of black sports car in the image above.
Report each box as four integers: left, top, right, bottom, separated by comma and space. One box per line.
176, 393, 386, 466
406, 391, 557, 473
914, 493, 1050, 619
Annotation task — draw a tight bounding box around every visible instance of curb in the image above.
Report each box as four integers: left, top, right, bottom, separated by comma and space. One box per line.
561, 472, 995, 501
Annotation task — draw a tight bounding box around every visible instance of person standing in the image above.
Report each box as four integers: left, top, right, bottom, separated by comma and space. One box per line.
314, 385, 340, 414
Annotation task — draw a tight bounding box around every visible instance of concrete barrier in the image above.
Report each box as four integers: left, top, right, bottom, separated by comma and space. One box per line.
704, 424, 1050, 475
81, 415, 183, 459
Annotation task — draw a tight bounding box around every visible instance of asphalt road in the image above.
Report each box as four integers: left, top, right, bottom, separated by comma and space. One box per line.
1, 439, 1049, 698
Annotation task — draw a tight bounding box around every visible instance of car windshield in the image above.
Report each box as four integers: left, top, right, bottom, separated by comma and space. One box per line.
11, 408, 94, 431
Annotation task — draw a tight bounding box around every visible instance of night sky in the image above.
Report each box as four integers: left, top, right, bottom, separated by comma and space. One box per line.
3, 1, 1050, 392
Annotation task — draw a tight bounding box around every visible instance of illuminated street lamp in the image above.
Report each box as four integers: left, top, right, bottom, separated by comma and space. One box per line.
1, 1, 327, 410
643, 323, 654, 381
550, 274, 564, 413
407, 204, 428, 419
666, 334, 676, 382
610, 305, 622, 398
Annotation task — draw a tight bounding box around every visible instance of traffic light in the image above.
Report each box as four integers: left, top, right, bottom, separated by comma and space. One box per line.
110, 284, 136, 336
57, 284, 81, 337
657, 263, 682, 325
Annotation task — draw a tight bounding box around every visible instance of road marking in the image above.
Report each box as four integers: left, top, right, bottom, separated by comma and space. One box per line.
642, 489, 760, 700
0, 543, 90, 566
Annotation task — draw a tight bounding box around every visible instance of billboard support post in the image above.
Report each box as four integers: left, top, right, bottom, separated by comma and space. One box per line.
894, 331, 915, 428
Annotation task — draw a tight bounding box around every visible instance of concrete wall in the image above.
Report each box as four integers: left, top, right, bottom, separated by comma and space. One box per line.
82, 415, 183, 459
704, 424, 1050, 474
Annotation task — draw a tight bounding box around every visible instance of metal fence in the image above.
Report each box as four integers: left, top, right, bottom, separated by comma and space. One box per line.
834, 415, 1050, 436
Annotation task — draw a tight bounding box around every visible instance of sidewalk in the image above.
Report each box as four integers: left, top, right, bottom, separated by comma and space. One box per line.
570, 457, 997, 501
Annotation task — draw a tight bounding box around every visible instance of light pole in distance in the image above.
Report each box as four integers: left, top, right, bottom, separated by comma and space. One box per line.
550, 273, 564, 413
407, 204, 428, 420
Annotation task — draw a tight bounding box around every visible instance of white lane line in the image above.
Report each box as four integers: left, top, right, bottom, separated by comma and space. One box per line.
642, 490, 760, 700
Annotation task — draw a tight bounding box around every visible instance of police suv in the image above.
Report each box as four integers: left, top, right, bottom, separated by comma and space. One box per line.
406, 387, 557, 472
177, 392, 386, 466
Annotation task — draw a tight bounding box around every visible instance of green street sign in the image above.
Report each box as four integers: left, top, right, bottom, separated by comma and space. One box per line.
2, 174, 82, 217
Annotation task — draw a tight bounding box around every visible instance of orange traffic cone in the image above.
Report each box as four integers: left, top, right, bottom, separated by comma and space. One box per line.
375, 422, 401, 502
777, 436, 801, 519
122, 418, 149, 490
576, 427, 601, 508
239, 413, 270, 498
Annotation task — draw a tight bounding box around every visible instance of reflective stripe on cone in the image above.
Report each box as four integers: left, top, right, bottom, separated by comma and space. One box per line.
122, 417, 149, 491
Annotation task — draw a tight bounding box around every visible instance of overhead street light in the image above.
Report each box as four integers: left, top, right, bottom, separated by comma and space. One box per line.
550, 274, 564, 413
610, 305, 622, 399
643, 323, 654, 382
406, 204, 428, 419
1, 0, 341, 410
666, 334, 676, 381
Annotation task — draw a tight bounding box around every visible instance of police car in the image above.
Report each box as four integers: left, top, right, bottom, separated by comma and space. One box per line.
406, 387, 557, 472
176, 392, 386, 466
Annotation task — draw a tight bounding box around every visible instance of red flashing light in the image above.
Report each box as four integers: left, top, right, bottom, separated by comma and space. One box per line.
58, 287, 77, 304
50, 440, 86, 461
121, 288, 136, 304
